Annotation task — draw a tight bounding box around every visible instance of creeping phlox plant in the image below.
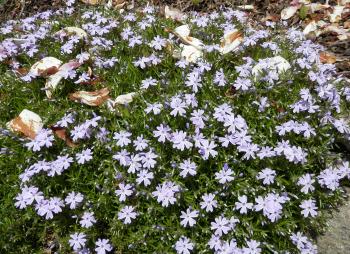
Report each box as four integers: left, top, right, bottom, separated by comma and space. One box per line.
1, 0, 350, 253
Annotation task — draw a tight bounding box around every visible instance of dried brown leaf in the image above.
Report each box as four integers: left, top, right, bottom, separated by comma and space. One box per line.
319, 51, 337, 64
6, 109, 43, 139
50, 126, 78, 148
69, 87, 110, 106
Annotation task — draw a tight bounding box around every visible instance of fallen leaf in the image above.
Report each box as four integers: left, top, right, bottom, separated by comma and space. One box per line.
225, 86, 237, 98
344, 20, 350, 29
30, 57, 62, 77
261, 14, 280, 22
172, 24, 204, 50
329, 5, 345, 23
162, 5, 186, 21
112, 0, 126, 9
303, 20, 316, 35
237, 5, 255, 10
308, 3, 330, 13
252, 56, 291, 77
281, 6, 300, 20
80, 0, 102, 5
69, 87, 110, 106
115, 92, 136, 104
323, 25, 350, 40
219, 29, 243, 54
55, 27, 88, 39
6, 109, 43, 139
50, 126, 77, 148
173, 44, 203, 63
106, 92, 137, 111
319, 51, 337, 64
45, 60, 81, 98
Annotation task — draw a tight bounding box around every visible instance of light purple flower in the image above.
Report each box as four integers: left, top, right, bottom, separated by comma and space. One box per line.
76, 148, 93, 164
200, 193, 218, 212
174, 236, 194, 254
80, 211, 96, 228
235, 195, 253, 214
118, 205, 138, 224
300, 199, 318, 218
180, 208, 199, 227
95, 238, 113, 254
69, 232, 87, 251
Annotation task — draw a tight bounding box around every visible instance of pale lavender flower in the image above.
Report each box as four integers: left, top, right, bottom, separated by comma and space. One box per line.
76, 148, 93, 164
69, 232, 87, 251
235, 195, 253, 214
149, 35, 166, 50
200, 193, 218, 212
152, 181, 180, 207
211, 216, 231, 236
133, 135, 149, 151
215, 164, 234, 184
256, 168, 276, 185
171, 130, 193, 151
65, 191, 84, 209
317, 167, 342, 191
179, 159, 197, 178
56, 113, 75, 128
170, 96, 187, 117
233, 77, 252, 91
136, 170, 154, 186
141, 77, 157, 89
145, 102, 163, 115
95, 238, 113, 254
300, 199, 318, 218
25, 128, 54, 152
141, 150, 158, 169
113, 130, 132, 147
297, 174, 315, 194
242, 240, 261, 254
80, 211, 96, 228
254, 193, 289, 222
115, 183, 133, 202
153, 124, 171, 143
174, 236, 194, 254
198, 139, 217, 160
180, 208, 199, 227
213, 69, 227, 87
118, 205, 138, 224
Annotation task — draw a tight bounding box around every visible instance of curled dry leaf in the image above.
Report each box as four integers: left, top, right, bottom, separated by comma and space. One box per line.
50, 126, 77, 148
112, 0, 127, 9
323, 25, 350, 40
219, 29, 243, 55
106, 92, 137, 111
69, 87, 110, 106
6, 109, 43, 139
173, 44, 203, 63
303, 20, 318, 35
237, 5, 255, 10
172, 24, 204, 50
252, 56, 291, 77
329, 5, 345, 23
30, 57, 62, 77
162, 5, 186, 21
80, 0, 102, 5
319, 51, 337, 64
55, 27, 88, 39
308, 3, 330, 13
45, 60, 81, 98
281, 6, 300, 20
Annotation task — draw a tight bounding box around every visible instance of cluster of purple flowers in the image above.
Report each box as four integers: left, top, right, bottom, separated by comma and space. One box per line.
3, 2, 350, 253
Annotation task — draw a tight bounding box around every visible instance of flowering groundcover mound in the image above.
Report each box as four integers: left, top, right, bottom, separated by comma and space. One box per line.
1, 1, 350, 253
